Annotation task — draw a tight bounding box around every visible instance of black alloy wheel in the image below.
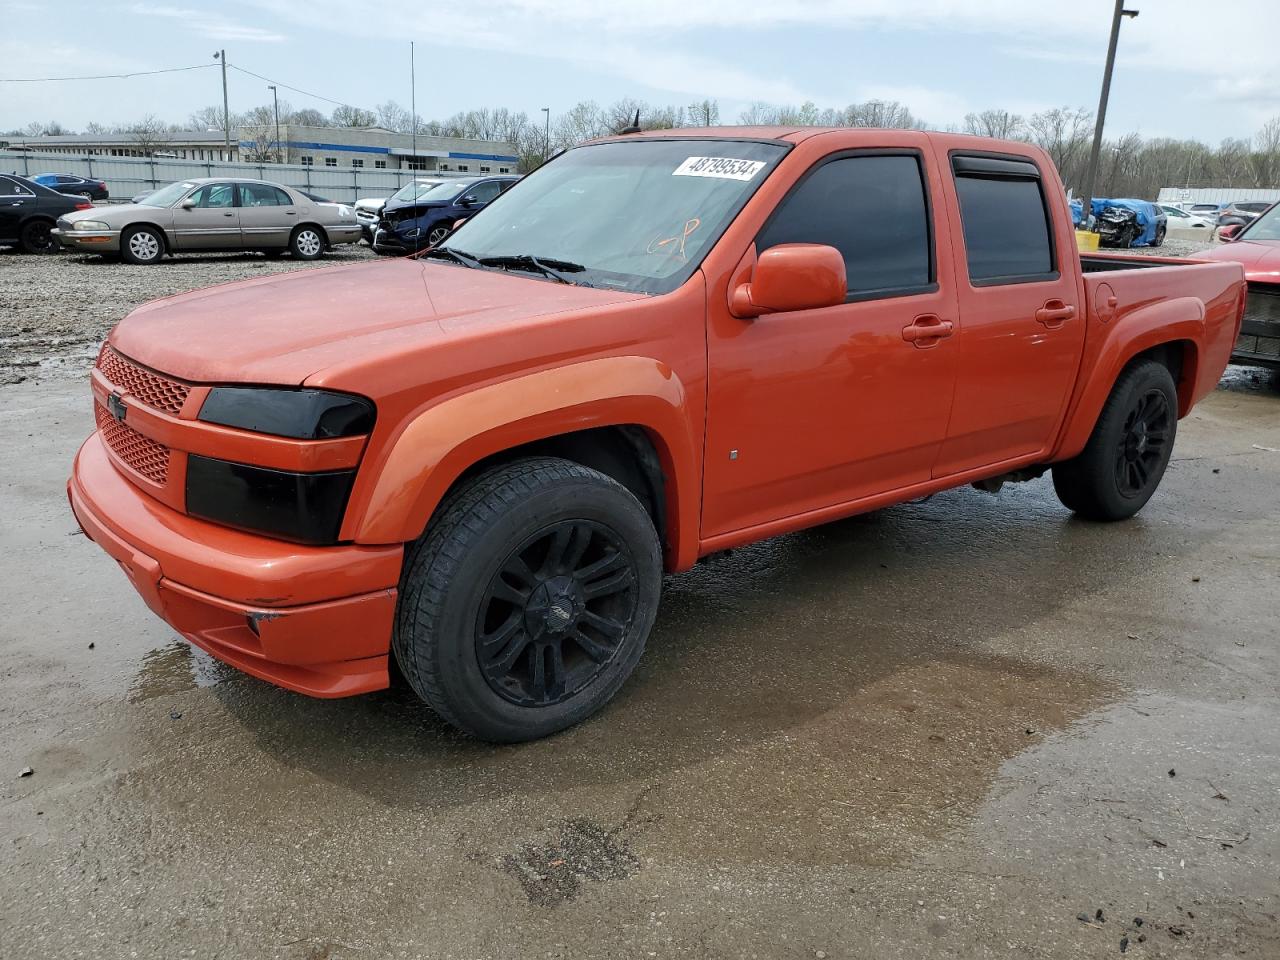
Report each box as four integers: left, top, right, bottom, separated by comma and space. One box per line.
1114, 388, 1171, 499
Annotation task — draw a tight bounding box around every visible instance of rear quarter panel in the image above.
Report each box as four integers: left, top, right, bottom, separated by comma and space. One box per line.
1053, 257, 1245, 460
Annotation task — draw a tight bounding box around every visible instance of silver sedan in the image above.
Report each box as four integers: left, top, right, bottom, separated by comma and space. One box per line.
52, 178, 361, 264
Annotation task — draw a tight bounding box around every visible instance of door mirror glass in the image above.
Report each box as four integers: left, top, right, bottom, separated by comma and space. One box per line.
730, 243, 847, 319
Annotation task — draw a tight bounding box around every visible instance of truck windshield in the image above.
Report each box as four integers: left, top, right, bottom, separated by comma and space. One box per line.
1240, 204, 1280, 241
438, 139, 789, 293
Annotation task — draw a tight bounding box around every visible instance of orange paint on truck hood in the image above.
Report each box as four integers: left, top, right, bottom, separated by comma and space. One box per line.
109, 259, 645, 385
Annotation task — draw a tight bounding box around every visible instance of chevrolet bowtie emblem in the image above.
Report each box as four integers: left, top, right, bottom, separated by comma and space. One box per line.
107, 392, 127, 423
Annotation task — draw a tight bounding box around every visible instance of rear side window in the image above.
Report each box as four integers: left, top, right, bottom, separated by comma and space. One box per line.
758, 154, 932, 297
239, 183, 291, 207
952, 157, 1055, 284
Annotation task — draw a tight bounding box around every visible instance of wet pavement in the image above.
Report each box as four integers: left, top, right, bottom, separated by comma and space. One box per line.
1, 368, 1277, 959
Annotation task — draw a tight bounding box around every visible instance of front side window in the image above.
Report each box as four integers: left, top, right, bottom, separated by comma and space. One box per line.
191, 183, 236, 208
953, 158, 1054, 283
443, 138, 788, 293
465, 181, 502, 204
757, 154, 932, 296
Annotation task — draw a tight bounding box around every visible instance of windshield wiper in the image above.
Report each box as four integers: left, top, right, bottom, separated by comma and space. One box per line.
478, 254, 593, 287
420, 246, 482, 269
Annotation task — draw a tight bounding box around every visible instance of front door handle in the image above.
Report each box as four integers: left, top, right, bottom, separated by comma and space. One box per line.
223, 212, 235, 217
902, 314, 954, 348
1035, 300, 1076, 327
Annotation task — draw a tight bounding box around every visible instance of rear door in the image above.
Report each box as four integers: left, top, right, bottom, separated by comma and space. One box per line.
930, 151, 1085, 477
172, 182, 241, 249
0, 176, 34, 242
237, 182, 295, 248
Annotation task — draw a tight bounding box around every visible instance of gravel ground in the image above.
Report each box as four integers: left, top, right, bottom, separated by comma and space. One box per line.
0, 243, 379, 385
0, 236, 1217, 386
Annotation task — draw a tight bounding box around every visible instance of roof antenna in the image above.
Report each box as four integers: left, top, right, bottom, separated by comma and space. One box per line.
620, 109, 642, 135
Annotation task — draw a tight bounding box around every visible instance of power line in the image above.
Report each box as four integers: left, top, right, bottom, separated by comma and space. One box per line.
0, 63, 217, 83
225, 62, 361, 110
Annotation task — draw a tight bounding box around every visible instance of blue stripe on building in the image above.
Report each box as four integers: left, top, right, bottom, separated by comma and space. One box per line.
238, 141, 518, 163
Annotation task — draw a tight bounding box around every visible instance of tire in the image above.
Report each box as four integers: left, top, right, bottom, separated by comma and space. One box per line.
425, 223, 452, 247
1151, 225, 1166, 248
1053, 359, 1178, 521
79, 192, 94, 201
120, 225, 164, 265
394, 457, 663, 742
19, 219, 57, 254
289, 225, 325, 260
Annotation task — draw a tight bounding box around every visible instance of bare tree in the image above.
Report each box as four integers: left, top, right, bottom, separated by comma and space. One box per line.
963, 109, 1025, 139
1027, 107, 1093, 190
127, 115, 172, 155
688, 99, 720, 126
288, 108, 328, 127
331, 104, 377, 127
1251, 116, 1280, 187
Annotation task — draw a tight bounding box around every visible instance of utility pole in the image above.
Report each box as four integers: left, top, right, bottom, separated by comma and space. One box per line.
542, 107, 550, 162
268, 84, 281, 162
410, 41, 417, 172
1080, 1, 1138, 229
214, 50, 230, 158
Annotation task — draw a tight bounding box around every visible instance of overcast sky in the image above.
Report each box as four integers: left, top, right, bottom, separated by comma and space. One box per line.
2, 0, 1277, 143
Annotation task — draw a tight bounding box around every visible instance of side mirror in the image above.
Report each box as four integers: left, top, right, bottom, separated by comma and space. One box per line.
458, 195, 477, 207
730, 243, 847, 319
1218, 223, 1241, 241
180, 197, 196, 210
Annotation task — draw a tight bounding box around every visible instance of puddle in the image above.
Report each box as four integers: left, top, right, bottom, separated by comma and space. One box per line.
128, 640, 233, 703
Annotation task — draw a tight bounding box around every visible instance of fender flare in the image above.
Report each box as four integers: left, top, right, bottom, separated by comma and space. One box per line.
348, 356, 699, 565
1055, 296, 1204, 460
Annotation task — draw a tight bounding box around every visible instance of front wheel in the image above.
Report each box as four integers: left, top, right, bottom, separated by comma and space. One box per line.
121, 225, 164, 264
289, 225, 325, 260
1151, 224, 1166, 248
1053, 359, 1177, 521
393, 458, 662, 742
425, 223, 452, 247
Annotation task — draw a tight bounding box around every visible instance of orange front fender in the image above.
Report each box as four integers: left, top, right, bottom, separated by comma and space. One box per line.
347, 355, 700, 569
1054, 297, 1205, 461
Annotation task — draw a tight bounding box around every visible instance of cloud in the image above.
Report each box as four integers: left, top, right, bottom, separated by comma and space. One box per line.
137, 4, 284, 43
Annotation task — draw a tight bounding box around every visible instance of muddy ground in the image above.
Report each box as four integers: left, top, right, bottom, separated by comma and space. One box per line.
1, 238, 1278, 958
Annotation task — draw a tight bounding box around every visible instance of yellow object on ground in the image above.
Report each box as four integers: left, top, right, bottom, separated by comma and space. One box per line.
1075, 230, 1100, 252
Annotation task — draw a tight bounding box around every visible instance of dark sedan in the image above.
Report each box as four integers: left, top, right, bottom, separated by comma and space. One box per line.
0, 174, 93, 253
373, 175, 518, 255
32, 173, 109, 201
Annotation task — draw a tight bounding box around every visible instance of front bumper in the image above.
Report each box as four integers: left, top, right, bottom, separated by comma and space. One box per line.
53, 228, 120, 252
69, 432, 404, 697
371, 227, 415, 255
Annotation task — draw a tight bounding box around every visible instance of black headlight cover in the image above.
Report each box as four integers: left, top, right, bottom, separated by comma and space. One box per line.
185, 455, 357, 544
198, 387, 375, 439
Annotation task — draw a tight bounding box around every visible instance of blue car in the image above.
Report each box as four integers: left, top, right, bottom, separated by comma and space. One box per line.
32, 173, 109, 201
373, 175, 519, 255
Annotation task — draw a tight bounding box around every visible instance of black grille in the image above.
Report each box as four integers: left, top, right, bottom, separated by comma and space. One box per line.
1243, 284, 1280, 329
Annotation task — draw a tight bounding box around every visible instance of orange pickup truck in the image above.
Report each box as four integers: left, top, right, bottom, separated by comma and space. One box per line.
69, 127, 1245, 741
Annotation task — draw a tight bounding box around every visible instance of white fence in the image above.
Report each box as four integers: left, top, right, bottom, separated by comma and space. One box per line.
0, 149, 472, 203
1157, 186, 1280, 206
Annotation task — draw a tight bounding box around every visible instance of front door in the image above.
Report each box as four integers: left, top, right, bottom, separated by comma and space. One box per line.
930, 151, 1086, 477
237, 182, 295, 248
703, 149, 960, 538
172, 182, 241, 249
0, 177, 33, 243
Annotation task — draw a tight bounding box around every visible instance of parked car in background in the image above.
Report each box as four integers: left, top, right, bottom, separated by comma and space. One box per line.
354, 178, 444, 243
1158, 204, 1213, 230
1186, 203, 1227, 224
1196, 199, 1280, 369
32, 173, 109, 201
52, 178, 361, 264
69, 128, 1244, 741
373, 175, 518, 254
1217, 200, 1272, 230
0, 174, 94, 253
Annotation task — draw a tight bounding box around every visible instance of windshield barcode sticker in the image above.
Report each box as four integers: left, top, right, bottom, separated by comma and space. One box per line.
673, 157, 766, 181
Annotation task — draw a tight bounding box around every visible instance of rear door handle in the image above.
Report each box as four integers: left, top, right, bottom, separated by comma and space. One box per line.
1035, 301, 1076, 327
902, 314, 954, 348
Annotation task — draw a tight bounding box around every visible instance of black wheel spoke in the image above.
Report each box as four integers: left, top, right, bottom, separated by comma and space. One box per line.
542, 522, 591, 576
479, 611, 522, 651
582, 566, 633, 600
573, 549, 627, 584
581, 609, 627, 639
569, 627, 614, 663
490, 577, 530, 606
500, 552, 539, 589
488, 629, 533, 675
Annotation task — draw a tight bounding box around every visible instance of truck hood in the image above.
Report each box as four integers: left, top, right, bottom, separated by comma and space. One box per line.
109, 258, 645, 385
1195, 239, 1280, 281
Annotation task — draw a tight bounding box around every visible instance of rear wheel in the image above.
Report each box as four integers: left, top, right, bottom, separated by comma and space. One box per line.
121, 225, 164, 265
289, 225, 325, 260
393, 457, 662, 742
1053, 359, 1177, 521
19, 219, 57, 254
